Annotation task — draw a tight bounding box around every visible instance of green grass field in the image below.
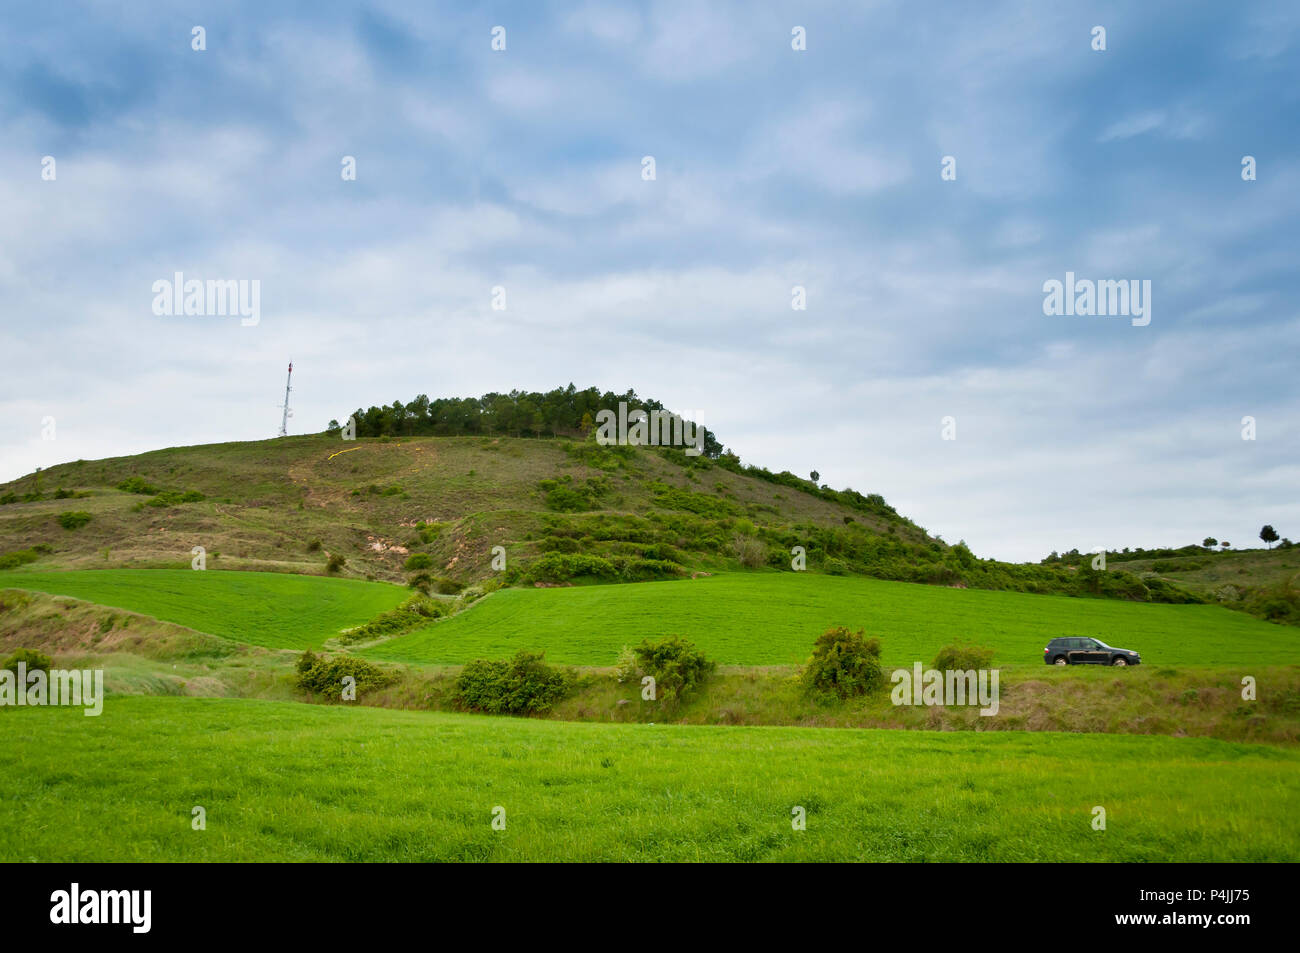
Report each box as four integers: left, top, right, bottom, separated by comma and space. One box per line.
0, 569, 407, 649
366, 572, 1296, 668
1, 696, 1294, 862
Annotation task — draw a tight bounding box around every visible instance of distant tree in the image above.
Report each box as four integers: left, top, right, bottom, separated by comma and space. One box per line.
579, 411, 594, 435
1260, 525, 1280, 549
810, 470, 820, 483
701, 428, 723, 459
1220, 541, 1231, 550
1202, 537, 1217, 548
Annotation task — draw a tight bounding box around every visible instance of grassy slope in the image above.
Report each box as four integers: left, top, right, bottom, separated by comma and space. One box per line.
1118, 547, 1300, 595
365, 572, 1296, 668
3, 588, 1296, 745
0, 433, 912, 583
1, 696, 1296, 862
0, 569, 407, 649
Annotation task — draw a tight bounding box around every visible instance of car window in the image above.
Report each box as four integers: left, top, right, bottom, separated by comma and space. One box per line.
1067, 639, 1083, 649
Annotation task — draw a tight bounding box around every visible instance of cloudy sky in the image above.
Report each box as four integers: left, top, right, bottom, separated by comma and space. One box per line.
1, 1, 1296, 561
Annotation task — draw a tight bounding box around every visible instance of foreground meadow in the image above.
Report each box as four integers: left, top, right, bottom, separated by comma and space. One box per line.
1, 697, 1296, 862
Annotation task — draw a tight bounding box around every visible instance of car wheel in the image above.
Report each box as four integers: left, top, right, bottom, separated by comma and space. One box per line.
1053, 656, 1067, 666
1112, 656, 1128, 666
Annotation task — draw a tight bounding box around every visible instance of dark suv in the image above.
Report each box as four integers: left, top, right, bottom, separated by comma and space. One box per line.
1044, 637, 1141, 666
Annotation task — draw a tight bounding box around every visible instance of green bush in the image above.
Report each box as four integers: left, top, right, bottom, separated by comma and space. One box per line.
0, 548, 43, 570
295, 652, 395, 696
458, 585, 487, 606
633, 635, 715, 708
326, 553, 346, 573
454, 650, 573, 715
800, 626, 883, 699
539, 475, 610, 513
337, 594, 447, 645
522, 552, 684, 584
145, 490, 204, 507
932, 643, 996, 671
295, 649, 319, 675
57, 511, 92, 530
404, 552, 433, 571
116, 476, 159, 495
2, 648, 52, 673
539, 535, 581, 553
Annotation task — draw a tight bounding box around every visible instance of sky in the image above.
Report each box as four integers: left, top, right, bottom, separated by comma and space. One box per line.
0, 0, 1296, 562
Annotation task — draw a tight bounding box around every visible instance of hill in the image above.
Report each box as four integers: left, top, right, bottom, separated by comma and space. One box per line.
0, 431, 924, 580
1045, 544, 1300, 626
0, 409, 1222, 614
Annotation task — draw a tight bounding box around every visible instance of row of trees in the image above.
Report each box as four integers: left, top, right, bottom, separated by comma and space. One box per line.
1045, 526, 1291, 565
328, 383, 722, 454
1203, 527, 1287, 550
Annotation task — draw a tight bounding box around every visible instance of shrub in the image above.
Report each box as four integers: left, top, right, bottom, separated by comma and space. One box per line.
614, 645, 640, 683
306, 538, 322, 552
433, 577, 463, 595
823, 557, 851, 576
0, 548, 43, 571
408, 571, 433, 594
731, 534, 766, 568
57, 511, 92, 530
145, 490, 204, 507
404, 552, 433, 571
633, 635, 715, 707
295, 652, 395, 696
116, 476, 159, 495
522, 552, 683, 584
454, 650, 573, 715
326, 553, 346, 573
932, 643, 996, 671
2, 648, 52, 673
539, 535, 581, 554
337, 594, 447, 645
800, 626, 883, 699
458, 585, 486, 606
539, 475, 609, 512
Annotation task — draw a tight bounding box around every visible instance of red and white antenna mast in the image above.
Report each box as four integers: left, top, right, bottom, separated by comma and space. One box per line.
279, 361, 293, 437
